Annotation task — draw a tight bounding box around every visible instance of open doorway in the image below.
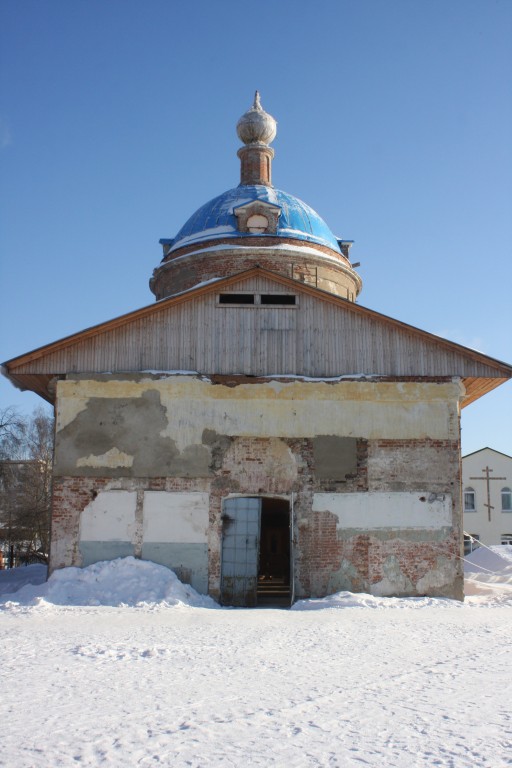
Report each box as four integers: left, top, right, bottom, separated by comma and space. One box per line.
257, 497, 291, 606
220, 496, 291, 607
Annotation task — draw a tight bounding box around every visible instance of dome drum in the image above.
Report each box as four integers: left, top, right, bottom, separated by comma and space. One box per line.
150, 244, 362, 302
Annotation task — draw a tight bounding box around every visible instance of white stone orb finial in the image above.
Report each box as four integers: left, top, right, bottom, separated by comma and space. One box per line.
236, 91, 277, 146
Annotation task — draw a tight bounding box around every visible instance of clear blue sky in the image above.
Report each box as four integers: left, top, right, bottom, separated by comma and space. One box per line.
1, 0, 511, 456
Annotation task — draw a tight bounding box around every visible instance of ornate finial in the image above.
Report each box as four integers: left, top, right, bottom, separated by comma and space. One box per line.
236, 92, 277, 146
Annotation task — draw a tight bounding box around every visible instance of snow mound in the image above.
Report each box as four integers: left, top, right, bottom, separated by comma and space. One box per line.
463, 545, 512, 601
291, 591, 457, 611
0, 557, 218, 609
3, 549, 512, 612
0, 563, 47, 597
464, 544, 512, 573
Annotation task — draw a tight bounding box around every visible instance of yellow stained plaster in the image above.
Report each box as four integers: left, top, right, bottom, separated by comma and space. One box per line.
56, 382, 90, 432
59, 376, 464, 403
76, 447, 135, 469
57, 376, 463, 450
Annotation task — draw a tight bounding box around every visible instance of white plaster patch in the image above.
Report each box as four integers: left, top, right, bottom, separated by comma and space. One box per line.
143, 492, 209, 543
80, 491, 137, 541
312, 492, 452, 529
76, 447, 134, 469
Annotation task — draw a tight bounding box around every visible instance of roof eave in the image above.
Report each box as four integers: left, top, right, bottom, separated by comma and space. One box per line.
3, 266, 512, 405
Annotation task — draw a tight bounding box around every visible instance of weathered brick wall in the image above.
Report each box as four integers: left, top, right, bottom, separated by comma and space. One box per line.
53, 432, 462, 598
368, 438, 460, 493
297, 437, 461, 599
299, 521, 461, 598
150, 241, 360, 301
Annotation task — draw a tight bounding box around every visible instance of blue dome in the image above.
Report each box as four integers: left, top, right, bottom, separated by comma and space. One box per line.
169, 185, 341, 254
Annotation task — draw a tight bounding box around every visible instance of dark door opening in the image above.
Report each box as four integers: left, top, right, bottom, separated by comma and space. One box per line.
257, 497, 291, 606
220, 496, 292, 607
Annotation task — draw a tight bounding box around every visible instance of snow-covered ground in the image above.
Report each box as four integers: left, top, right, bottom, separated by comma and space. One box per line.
1, 549, 511, 767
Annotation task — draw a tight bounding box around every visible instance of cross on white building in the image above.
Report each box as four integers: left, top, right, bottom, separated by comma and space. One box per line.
469, 466, 506, 522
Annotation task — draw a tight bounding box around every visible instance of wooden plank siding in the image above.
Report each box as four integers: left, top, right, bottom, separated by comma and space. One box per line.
4, 269, 511, 405
8, 281, 509, 379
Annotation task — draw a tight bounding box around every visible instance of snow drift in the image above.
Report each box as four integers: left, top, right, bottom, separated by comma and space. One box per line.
1, 545, 512, 611
463, 543, 512, 601
0, 556, 217, 609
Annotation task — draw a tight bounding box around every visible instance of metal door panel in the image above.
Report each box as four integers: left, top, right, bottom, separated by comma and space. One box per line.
221, 497, 261, 606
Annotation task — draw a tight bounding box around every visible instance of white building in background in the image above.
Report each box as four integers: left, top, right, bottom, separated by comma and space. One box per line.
462, 448, 512, 553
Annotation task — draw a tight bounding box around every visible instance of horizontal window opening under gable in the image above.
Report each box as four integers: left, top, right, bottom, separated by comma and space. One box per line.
218, 293, 255, 304
260, 294, 296, 305
218, 293, 297, 307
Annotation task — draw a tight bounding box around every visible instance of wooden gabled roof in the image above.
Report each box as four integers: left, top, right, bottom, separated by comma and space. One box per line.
3, 267, 512, 406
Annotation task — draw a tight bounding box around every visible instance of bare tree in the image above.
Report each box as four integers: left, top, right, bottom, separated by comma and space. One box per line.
0, 406, 54, 566
0, 405, 26, 459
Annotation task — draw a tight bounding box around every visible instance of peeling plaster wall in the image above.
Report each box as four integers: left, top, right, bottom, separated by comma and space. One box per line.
55, 376, 462, 460
51, 375, 464, 599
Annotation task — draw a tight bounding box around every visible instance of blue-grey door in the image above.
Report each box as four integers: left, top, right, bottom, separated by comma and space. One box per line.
220, 497, 261, 607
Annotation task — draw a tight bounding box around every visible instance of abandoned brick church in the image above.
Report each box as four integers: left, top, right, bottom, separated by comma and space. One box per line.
4, 93, 512, 604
